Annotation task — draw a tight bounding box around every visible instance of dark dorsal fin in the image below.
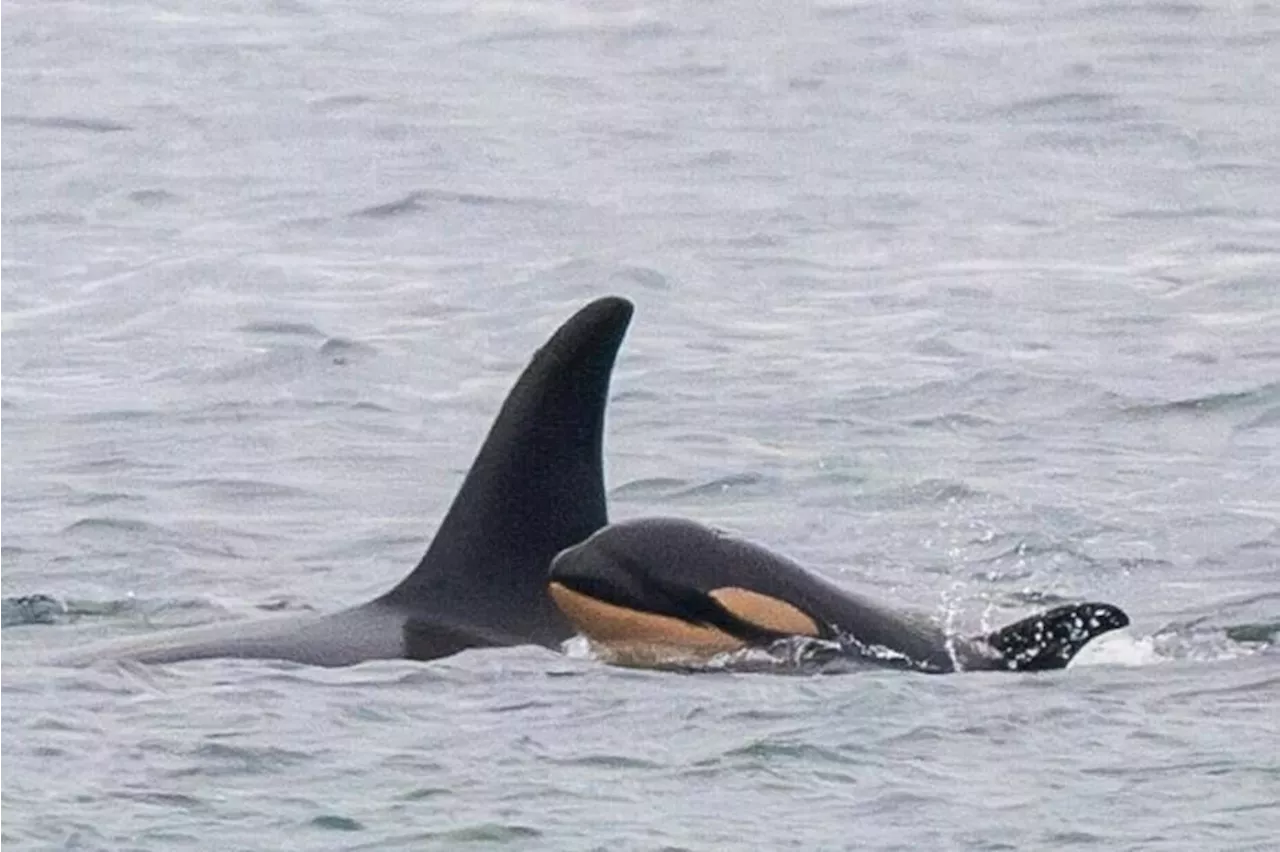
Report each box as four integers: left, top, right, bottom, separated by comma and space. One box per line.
379, 297, 634, 647
983, 602, 1130, 671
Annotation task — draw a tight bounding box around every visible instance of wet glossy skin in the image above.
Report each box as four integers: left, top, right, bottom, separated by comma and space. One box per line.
47, 297, 634, 667
549, 517, 1130, 673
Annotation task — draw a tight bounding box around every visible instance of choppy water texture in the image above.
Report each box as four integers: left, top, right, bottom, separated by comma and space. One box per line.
3, 1, 1279, 849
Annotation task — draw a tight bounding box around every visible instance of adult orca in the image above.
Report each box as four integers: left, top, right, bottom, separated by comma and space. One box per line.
549, 518, 1130, 673
45, 296, 634, 667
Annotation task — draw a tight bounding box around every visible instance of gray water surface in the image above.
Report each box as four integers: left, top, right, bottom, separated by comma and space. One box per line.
3, 1, 1278, 850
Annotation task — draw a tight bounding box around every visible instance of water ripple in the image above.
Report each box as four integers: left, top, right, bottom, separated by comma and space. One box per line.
3, 114, 131, 133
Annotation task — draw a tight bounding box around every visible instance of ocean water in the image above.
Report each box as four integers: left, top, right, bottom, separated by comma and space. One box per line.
3, 1, 1278, 849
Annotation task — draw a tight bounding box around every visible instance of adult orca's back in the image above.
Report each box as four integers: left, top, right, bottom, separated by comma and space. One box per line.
44, 297, 634, 667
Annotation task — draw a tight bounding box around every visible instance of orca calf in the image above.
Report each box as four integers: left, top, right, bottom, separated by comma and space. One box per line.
549, 518, 1129, 673
46, 297, 634, 667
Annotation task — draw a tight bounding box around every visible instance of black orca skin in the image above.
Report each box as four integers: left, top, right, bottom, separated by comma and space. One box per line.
549, 517, 1130, 673
46, 297, 634, 667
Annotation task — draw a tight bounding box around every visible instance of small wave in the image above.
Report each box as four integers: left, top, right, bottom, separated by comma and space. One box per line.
67, 408, 161, 425
250, 596, 317, 614
970, 534, 1094, 569
551, 753, 663, 770
293, 399, 392, 413
351, 193, 422, 219
2, 595, 67, 627
60, 516, 246, 559
3, 114, 131, 133
66, 490, 146, 507
1121, 381, 1280, 418
62, 516, 162, 536
311, 815, 364, 832
1224, 621, 1280, 644
609, 473, 769, 501
178, 742, 314, 778
5, 210, 86, 226
1241, 406, 1280, 430
62, 455, 175, 474
160, 477, 311, 500
350, 189, 551, 219
1118, 590, 1280, 665
998, 91, 1139, 123
610, 388, 662, 403
126, 188, 178, 207
109, 790, 205, 810
671, 473, 767, 499
0, 593, 250, 629
318, 336, 376, 365
307, 93, 373, 111
171, 336, 376, 383
857, 478, 983, 510
717, 738, 859, 766
905, 412, 1001, 430
610, 264, 670, 291
422, 824, 542, 844
1113, 205, 1239, 222
398, 787, 451, 802
609, 476, 688, 498
1002, 589, 1077, 607
467, 15, 675, 46
853, 369, 1109, 424
343, 822, 544, 850
177, 398, 391, 423
237, 320, 327, 338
